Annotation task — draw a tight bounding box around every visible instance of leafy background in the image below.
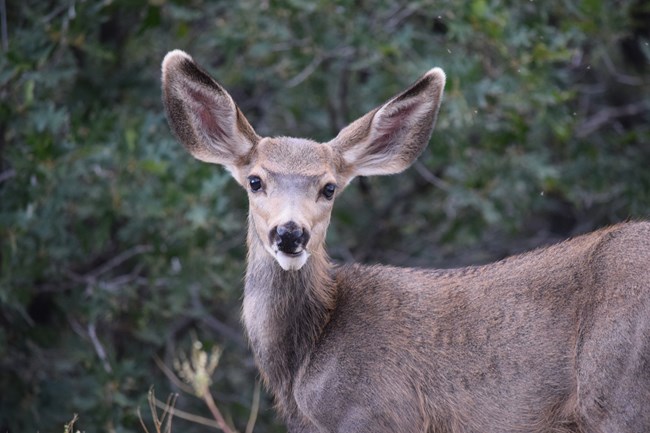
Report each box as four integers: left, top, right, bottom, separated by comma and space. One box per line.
1, 0, 649, 432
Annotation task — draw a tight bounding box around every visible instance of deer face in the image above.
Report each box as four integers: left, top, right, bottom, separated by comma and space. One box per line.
239, 137, 342, 270
162, 50, 445, 271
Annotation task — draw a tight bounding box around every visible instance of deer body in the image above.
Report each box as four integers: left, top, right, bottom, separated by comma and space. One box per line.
162, 50, 650, 433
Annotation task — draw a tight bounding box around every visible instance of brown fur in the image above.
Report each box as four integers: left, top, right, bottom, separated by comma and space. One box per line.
161, 50, 650, 433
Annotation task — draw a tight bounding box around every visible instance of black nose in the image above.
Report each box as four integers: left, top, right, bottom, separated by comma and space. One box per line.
271, 222, 310, 254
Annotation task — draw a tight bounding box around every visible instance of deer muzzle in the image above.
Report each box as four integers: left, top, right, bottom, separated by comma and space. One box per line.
271, 222, 310, 255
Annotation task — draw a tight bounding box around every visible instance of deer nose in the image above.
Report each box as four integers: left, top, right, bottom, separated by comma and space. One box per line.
271, 222, 310, 255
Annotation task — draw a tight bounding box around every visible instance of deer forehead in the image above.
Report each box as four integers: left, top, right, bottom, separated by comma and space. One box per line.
251, 137, 341, 177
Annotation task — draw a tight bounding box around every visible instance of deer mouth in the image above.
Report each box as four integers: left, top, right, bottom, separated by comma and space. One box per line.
274, 248, 310, 271
273, 238, 306, 258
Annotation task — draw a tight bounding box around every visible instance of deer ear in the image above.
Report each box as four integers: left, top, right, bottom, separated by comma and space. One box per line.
161, 50, 259, 171
329, 68, 445, 179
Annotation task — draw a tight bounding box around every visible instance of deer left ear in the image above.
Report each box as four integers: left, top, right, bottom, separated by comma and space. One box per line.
329, 68, 445, 179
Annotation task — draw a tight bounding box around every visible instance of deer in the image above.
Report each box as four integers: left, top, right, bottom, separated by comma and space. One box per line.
161, 49, 650, 433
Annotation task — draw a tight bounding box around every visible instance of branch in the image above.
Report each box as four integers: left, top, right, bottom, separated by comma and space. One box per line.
87, 245, 154, 279
65, 245, 153, 293
576, 101, 648, 138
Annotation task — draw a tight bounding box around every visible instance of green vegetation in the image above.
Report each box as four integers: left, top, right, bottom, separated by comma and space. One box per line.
1, 0, 648, 432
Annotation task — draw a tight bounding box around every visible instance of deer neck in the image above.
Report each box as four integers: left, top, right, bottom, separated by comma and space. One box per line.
242, 219, 336, 406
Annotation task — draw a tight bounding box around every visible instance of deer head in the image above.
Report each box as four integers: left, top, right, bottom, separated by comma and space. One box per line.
162, 50, 445, 271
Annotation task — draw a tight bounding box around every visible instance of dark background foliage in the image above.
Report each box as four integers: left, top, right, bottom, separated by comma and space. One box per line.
1, 0, 649, 432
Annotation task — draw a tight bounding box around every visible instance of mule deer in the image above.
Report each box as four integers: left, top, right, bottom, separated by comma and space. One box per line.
161, 50, 650, 433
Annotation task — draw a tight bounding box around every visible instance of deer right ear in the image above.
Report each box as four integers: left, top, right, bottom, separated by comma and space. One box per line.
161, 50, 259, 172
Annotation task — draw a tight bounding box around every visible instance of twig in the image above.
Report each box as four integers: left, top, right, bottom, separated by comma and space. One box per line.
202, 387, 237, 433
88, 322, 112, 373
138, 407, 151, 433
65, 245, 153, 295
67, 315, 86, 339
64, 414, 79, 433
41, 2, 71, 23
99, 266, 146, 292
601, 52, 643, 86
153, 354, 195, 395
576, 101, 648, 138
384, 4, 419, 31
159, 341, 262, 433
154, 355, 244, 431
87, 245, 153, 279
245, 380, 261, 433
151, 396, 222, 429
68, 315, 113, 373
162, 393, 178, 433
286, 55, 324, 88
139, 389, 179, 433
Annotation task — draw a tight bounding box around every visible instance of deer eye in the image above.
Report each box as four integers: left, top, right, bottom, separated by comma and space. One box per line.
322, 183, 336, 200
248, 176, 263, 192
